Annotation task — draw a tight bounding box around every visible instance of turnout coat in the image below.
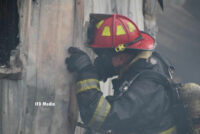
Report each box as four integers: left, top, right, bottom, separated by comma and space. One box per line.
76, 52, 176, 134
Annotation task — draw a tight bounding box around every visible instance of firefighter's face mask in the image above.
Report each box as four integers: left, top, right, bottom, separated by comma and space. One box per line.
94, 49, 132, 81
94, 50, 118, 82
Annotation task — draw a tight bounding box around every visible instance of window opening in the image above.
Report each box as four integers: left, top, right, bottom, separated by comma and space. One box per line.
0, 0, 19, 67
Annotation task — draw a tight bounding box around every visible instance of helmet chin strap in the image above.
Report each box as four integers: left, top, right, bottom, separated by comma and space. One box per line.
119, 51, 152, 78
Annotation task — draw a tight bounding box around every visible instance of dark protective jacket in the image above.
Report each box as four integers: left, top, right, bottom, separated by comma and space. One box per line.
76, 52, 176, 134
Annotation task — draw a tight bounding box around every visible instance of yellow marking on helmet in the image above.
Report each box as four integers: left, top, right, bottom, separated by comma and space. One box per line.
96, 20, 104, 29
102, 26, 111, 36
116, 25, 126, 36
127, 22, 136, 32
115, 44, 126, 52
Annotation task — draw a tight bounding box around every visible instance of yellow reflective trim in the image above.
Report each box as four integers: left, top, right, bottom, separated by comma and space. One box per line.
77, 79, 99, 85
76, 85, 100, 94
160, 126, 176, 134
96, 20, 104, 29
88, 97, 104, 126
102, 26, 111, 36
116, 25, 126, 35
98, 103, 111, 128
127, 22, 136, 32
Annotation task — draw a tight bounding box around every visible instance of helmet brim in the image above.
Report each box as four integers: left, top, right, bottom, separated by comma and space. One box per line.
127, 32, 155, 50
90, 32, 155, 51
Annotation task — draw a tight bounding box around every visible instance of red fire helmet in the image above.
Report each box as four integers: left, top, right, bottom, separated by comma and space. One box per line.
89, 14, 155, 52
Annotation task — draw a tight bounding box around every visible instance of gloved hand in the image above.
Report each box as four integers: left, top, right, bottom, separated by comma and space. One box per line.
65, 47, 92, 73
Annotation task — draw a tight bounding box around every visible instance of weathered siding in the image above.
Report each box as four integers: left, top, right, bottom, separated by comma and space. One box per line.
0, 0, 145, 134
2, 0, 75, 134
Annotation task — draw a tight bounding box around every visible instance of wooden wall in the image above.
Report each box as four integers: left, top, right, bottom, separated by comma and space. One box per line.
0, 0, 145, 134
1, 0, 75, 133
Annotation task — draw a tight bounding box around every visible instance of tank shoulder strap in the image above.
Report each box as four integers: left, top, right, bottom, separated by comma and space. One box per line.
118, 70, 171, 96
152, 51, 175, 79
129, 70, 183, 103
129, 70, 170, 87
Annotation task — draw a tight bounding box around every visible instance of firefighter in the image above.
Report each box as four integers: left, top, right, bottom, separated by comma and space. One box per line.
65, 14, 176, 134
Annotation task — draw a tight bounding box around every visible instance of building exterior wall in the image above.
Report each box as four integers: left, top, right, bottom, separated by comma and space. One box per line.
0, 0, 144, 134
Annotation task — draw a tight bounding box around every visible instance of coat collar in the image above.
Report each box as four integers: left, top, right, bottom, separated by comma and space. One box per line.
119, 51, 153, 79
111, 57, 155, 93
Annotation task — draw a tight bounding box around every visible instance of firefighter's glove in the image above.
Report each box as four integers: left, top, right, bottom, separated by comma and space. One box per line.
65, 47, 92, 73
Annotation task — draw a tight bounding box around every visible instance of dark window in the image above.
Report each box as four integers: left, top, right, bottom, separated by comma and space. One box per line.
0, 0, 19, 67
